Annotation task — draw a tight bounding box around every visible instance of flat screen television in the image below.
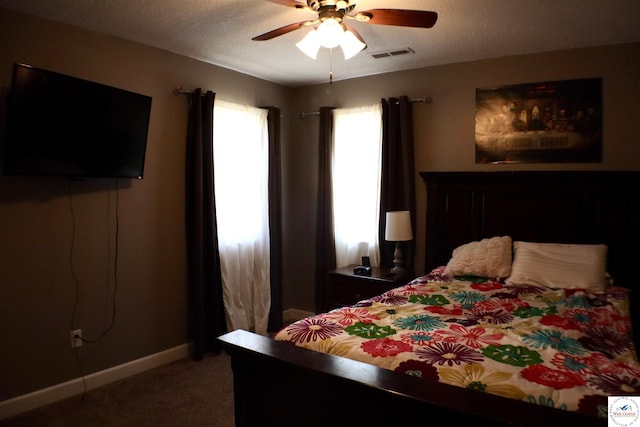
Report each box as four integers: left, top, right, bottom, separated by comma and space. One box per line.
3, 63, 152, 179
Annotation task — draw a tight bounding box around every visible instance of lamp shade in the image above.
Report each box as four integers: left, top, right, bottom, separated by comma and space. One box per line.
316, 18, 344, 48
385, 211, 413, 242
296, 19, 366, 60
340, 29, 366, 59
296, 29, 322, 59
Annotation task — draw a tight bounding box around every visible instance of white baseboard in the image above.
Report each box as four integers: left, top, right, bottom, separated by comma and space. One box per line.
0, 344, 190, 421
283, 308, 314, 322
2, 309, 313, 421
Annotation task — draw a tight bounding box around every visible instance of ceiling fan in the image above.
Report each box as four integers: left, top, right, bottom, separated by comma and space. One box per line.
253, 1, 438, 60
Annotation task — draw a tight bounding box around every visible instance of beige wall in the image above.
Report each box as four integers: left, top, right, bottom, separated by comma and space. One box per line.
0, 9, 291, 400
285, 42, 640, 312
1, 7, 639, 403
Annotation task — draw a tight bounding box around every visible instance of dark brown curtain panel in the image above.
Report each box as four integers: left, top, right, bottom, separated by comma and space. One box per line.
265, 106, 283, 332
379, 96, 417, 274
314, 107, 336, 313
185, 89, 226, 360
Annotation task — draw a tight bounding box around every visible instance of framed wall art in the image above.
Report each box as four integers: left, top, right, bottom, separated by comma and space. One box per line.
475, 78, 602, 164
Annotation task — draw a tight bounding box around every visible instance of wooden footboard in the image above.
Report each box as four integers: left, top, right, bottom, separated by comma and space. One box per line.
218, 329, 602, 427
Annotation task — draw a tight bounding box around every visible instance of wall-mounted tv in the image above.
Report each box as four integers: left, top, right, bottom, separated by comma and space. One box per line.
3, 63, 152, 179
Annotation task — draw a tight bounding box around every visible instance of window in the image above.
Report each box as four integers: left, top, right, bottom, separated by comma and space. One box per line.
212, 100, 271, 335
332, 103, 383, 267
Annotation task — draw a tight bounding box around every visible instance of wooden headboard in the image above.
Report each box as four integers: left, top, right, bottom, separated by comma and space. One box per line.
419, 171, 640, 289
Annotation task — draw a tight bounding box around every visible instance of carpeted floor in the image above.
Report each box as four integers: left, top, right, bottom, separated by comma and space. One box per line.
1, 351, 235, 427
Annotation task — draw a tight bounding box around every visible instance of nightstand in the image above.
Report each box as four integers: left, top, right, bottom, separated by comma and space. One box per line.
325, 265, 412, 311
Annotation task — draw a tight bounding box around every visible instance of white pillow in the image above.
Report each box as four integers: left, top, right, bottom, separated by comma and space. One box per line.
445, 236, 512, 278
506, 241, 608, 292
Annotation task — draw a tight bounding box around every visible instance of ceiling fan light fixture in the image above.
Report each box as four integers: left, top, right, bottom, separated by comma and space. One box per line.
316, 18, 344, 48
254, 3, 438, 64
296, 29, 322, 59
340, 29, 366, 59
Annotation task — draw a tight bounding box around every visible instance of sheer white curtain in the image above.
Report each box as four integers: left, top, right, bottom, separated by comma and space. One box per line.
332, 103, 383, 267
213, 100, 270, 336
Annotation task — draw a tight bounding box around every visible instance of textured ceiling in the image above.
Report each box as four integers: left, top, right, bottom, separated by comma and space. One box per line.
1, 0, 639, 87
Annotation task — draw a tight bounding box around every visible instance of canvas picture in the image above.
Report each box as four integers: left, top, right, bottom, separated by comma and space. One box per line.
475, 78, 602, 164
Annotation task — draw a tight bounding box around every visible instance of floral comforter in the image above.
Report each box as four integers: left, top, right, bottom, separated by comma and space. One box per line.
274, 267, 640, 418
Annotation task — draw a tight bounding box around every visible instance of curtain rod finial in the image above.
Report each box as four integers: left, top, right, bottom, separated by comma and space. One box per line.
174, 87, 194, 96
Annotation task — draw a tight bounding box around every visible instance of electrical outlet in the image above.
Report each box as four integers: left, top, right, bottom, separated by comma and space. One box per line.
70, 329, 82, 348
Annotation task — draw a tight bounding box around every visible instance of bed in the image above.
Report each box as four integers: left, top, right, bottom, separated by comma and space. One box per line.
218, 170, 640, 427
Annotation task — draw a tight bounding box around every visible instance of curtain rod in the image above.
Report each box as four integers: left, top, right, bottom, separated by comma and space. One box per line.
405, 97, 432, 104
174, 87, 221, 96
299, 97, 432, 118
173, 87, 284, 117
173, 87, 195, 96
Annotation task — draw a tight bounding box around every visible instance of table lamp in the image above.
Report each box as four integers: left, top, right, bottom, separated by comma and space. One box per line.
385, 211, 413, 274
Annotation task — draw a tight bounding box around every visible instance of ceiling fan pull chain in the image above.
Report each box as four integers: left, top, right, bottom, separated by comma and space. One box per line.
329, 48, 333, 85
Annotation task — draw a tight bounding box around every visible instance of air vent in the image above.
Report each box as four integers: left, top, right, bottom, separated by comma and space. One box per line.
370, 47, 415, 59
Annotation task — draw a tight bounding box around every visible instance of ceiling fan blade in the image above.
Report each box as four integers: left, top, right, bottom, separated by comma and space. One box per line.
266, 0, 303, 7
362, 9, 438, 28
252, 21, 313, 41
266, 0, 312, 11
